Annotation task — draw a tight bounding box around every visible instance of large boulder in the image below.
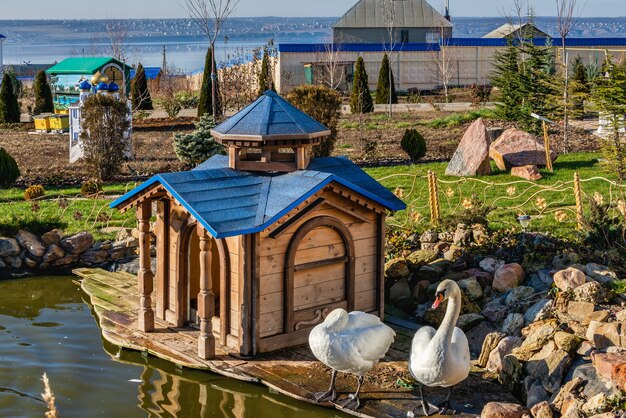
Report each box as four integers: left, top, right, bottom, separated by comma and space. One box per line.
493, 263, 524, 293
61, 232, 94, 255
15, 230, 46, 258
384, 258, 409, 281
489, 128, 557, 170
0, 237, 20, 257
446, 118, 492, 176
585, 263, 618, 285
487, 336, 523, 373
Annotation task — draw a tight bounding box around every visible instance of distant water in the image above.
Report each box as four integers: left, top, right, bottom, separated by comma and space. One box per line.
1, 16, 626, 73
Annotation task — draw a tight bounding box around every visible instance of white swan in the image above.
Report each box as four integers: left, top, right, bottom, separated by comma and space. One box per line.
409, 280, 470, 416
309, 308, 396, 410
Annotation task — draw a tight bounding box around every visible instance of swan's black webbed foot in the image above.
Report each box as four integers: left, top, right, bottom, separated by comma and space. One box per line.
407, 384, 432, 416
337, 394, 361, 410
314, 389, 337, 403
436, 387, 455, 415
315, 369, 338, 402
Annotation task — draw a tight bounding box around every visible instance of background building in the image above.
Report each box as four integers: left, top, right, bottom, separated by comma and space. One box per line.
333, 0, 453, 44
0, 34, 5, 81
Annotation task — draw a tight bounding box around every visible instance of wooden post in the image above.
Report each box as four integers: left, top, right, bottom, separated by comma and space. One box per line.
574, 172, 584, 229
197, 226, 216, 359
428, 171, 441, 225
543, 121, 553, 173
137, 201, 154, 332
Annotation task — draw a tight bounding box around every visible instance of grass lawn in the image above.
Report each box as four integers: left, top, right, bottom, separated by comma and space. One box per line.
366, 152, 622, 240
0, 182, 141, 240
0, 152, 619, 242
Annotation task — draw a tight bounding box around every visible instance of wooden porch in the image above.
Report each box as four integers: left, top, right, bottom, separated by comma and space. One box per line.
74, 268, 517, 418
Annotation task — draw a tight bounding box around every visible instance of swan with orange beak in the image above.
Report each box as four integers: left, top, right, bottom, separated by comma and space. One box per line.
408, 279, 471, 416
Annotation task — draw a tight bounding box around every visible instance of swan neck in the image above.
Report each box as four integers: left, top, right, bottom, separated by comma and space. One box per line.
436, 292, 461, 342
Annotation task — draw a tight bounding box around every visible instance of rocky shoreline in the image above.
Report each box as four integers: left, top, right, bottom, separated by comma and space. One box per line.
0, 227, 152, 279
385, 225, 626, 418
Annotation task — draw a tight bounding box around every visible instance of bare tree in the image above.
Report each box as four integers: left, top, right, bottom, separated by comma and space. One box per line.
382, 0, 398, 117
556, 0, 581, 153
430, 26, 454, 103
181, 0, 240, 122
316, 36, 345, 90
105, 20, 129, 62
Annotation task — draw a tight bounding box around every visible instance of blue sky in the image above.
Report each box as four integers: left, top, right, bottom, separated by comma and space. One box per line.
0, 0, 622, 19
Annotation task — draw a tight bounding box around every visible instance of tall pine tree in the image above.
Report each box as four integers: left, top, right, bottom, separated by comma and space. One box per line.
591, 55, 626, 181
257, 48, 275, 96
350, 57, 373, 114
375, 53, 397, 105
33, 70, 54, 115
0, 73, 20, 124
198, 47, 220, 117
491, 44, 524, 122
131, 63, 153, 111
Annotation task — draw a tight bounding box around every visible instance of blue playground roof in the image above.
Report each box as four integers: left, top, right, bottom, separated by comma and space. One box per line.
212, 90, 331, 140
111, 155, 405, 239
129, 67, 162, 80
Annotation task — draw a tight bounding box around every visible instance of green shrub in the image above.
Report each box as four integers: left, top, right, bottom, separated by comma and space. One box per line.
469, 84, 492, 106
80, 94, 131, 181
0, 147, 20, 188
173, 114, 224, 166
131, 63, 153, 111
286, 85, 342, 157
80, 179, 103, 197
400, 129, 427, 162
161, 97, 182, 119
375, 53, 397, 105
24, 185, 45, 201
0, 73, 20, 123
406, 88, 421, 103
176, 91, 199, 109
33, 70, 54, 115
350, 57, 373, 114
198, 47, 221, 117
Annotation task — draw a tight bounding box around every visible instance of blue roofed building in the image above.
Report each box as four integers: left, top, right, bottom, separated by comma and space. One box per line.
129, 66, 162, 80
111, 91, 405, 359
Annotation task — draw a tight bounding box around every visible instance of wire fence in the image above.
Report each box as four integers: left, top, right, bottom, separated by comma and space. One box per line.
378, 170, 626, 234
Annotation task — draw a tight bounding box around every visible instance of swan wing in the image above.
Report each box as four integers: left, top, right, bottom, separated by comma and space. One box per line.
451, 327, 470, 365
411, 325, 436, 353
342, 312, 396, 362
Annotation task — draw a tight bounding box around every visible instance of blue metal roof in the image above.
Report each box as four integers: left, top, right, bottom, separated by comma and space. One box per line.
129, 67, 162, 80
111, 155, 405, 239
212, 90, 330, 138
278, 38, 626, 53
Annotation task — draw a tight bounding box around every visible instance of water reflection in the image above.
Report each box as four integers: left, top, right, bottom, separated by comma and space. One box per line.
101, 339, 343, 418
0, 276, 345, 417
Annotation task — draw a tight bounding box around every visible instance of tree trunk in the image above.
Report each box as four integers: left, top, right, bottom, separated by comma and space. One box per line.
211, 41, 218, 123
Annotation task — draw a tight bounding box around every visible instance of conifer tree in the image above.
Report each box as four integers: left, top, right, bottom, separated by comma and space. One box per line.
131, 63, 153, 111
0, 73, 20, 124
375, 53, 397, 105
257, 48, 275, 96
571, 55, 589, 115
33, 70, 54, 115
350, 57, 373, 114
521, 42, 558, 131
491, 44, 524, 122
591, 55, 626, 181
198, 47, 221, 117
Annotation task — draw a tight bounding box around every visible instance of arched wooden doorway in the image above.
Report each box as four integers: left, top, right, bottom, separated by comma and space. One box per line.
283, 216, 355, 334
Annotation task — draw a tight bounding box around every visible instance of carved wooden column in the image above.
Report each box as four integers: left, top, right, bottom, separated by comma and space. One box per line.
137, 201, 154, 332
197, 225, 216, 359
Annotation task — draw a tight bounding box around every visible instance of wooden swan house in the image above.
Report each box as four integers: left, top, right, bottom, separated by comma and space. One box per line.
110, 91, 406, 359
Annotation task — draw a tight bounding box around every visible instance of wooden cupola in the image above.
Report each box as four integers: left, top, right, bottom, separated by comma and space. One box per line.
211, 90, 331, 173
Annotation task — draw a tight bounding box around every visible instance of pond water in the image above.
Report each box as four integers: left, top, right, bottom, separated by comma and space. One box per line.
0, 276, 346, 418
